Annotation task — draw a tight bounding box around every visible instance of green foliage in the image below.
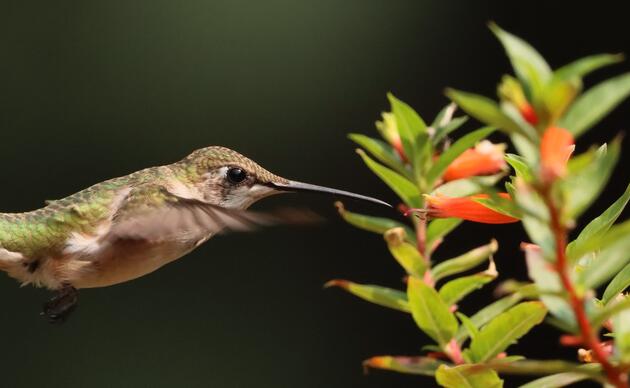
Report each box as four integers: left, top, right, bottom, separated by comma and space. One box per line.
466, 302, 547, 363
325, 280, 410, 313
330, 23, 630, 387
562, 139, 621, 219
559, 72, 630, 137
408, 277, 458, 347
432, 240, 498, 282
364, 356, 446, 376
436, 364, 503, 388
356, 149, 422, 208
439, 272, 496, 306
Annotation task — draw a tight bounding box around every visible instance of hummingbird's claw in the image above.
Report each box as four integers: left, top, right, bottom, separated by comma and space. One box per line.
41, 284, 78, 324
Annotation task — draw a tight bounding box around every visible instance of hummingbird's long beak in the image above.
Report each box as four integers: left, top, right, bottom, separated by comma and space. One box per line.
269, 180, 391, 207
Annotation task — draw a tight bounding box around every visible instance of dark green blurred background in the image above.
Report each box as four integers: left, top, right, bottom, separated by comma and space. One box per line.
1, 1, 628, 387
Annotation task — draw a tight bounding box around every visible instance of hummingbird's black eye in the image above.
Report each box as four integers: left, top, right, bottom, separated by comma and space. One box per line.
226, 167, 247, 184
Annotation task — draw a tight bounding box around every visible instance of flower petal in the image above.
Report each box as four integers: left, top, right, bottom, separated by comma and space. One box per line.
426, 193, 519, 224
443, 141, 507, 182
540, 126, 575, 182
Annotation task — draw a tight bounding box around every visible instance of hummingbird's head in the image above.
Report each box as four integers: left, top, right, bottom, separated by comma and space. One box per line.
179, 146, 391, 209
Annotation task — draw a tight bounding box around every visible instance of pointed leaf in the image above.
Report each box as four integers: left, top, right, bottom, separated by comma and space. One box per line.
592, 296, 630, 329
560, 72, 630, 137
325, 280, 409, 313
525, 245, 575, 329
610, 296, 630, 364
445, 89, 534, 140
384, 227, 426, 276
436, 364, 503, 388
408, 277, 458, 347
567, 183, 630, 260
519, 372, 591, 388
455, 285, 537, 344
356, 149, 422, 207
456, 312, 480, 342
489, 23, 551, 102
335, 202, 416, 243
388, 93, 425, 159
579, 230, 630, 290
348, 133, 409, 177
440, 273, 496, 306
432, 240, 498, 282
554, 53, 624, 82
432, 174, 504, 198
468, 302, 547, 362
562, 139, 621, 219
602, 263, 630, 305
505, 154, 534, 183
433, 116, 469, 145
363, 355, 446, 376
426, 127, 496, 186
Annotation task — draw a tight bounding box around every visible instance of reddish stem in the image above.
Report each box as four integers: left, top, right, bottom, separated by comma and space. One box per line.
543, 191, 628, 388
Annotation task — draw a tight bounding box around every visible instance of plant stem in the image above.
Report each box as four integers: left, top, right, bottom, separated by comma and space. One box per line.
542, 190, 628, 388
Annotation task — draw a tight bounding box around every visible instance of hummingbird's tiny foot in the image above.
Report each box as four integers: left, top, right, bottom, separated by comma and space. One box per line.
41, 284, 78, 324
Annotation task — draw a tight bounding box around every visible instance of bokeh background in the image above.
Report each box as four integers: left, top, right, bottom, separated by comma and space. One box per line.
1, 1, 628, 387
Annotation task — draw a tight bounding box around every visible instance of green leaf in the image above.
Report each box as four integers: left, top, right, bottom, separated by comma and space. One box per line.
363, 355, 446, 376
335, 202, 416, 243
356, 149, 422, 208
560, 72, 630, 137
612, 295, 630, 363
426, 127, 496, 186
457, 312, 480, 342
591, 295, 630, 328
388, 93, 426, 159
562, 139, 621, 219
440, 273, 495, 306
445, 89, 534, 141
432, 174, 505, 198
489, 23, 551, 102
524, 244, 575, 330
455, 285, 537, 344
388, 92, 427, 137
432, 240, 498, 282
436, 364, 503, 388
408, 277, 458, 347
490, 360, 603, 380
569, 219, 630, 261
433, 116, 469, 145
602, 263, 630, 305
467, 302, 547, 363
505, 154, 534, 183
325, 280, 409, 313
384, 227, 426, 277
348, 133, 409, 177
427, 218, 462, 251
553, 53, 624, 82
567, 183, 630, 261
519, 372, 591, 388
578, 230, 630, 290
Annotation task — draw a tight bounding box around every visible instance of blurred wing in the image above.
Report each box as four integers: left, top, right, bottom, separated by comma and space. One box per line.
107, 185, 318, 243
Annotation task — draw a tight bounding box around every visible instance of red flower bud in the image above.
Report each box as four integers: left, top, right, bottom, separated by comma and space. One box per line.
519, 103, 538, 125
443, 141, 507, 182
540, 126, 575, 183
425, 193, 519, 224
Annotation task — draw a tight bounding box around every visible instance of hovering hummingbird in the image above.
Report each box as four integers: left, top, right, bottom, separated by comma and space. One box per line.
0, 146, 389, 323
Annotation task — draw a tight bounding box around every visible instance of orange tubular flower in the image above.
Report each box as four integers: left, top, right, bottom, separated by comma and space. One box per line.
443, 140, 507, 182
540, 126, 575, 183
425, 193, 519, 224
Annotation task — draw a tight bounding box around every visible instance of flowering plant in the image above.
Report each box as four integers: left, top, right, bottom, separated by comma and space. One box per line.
328, 24, 630, 387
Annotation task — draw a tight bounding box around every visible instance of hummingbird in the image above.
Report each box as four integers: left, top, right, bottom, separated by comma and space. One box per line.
0, 146, 389, 323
